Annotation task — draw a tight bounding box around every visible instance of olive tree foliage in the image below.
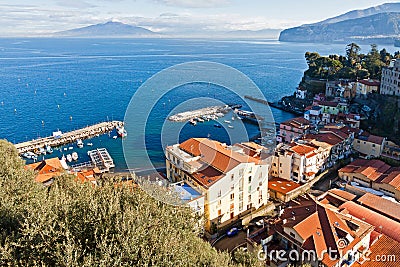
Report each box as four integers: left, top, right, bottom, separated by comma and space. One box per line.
0, 140, 239, 267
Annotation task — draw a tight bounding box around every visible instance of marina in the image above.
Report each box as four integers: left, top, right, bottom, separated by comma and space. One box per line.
14, 121, 124, 155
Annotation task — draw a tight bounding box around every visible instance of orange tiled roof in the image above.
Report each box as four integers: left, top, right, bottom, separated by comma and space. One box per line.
327, 189, 357, 201
340, 201, 400, 243
339, 159, 391, 182
291, 144, 316, 155
268, 177, 300, 195
25, 157, 65, 183
280, 195, 373, 265
179, 138, 259, 174
357, 193, 400, 222
380, 169, 400, 190
352, 235, 400, 267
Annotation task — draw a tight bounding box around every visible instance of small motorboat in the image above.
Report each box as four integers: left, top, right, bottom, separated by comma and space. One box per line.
224, 120, 231, 124
71, 152, 78, 161
66, 154, 72, 162
113, 136, 118, 139
197, 117, 204, 122
39, 147, 46, 155
76, 139, 84, 148
189, 119, 197, 126
228, 125, 234, 129
68, 147, 73, 150
46, 145, 53, 154
87, 143, 93, 146
214, 124, 222, 128
63, 147, 67, 151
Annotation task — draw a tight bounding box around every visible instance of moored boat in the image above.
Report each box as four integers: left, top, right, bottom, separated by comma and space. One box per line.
71, 152, 78, 161
76, 139, 84, 148
116, 125, 127, 137
66, 154, 72, 162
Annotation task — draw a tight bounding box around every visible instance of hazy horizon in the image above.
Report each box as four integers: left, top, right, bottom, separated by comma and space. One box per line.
1, 0, 400, 37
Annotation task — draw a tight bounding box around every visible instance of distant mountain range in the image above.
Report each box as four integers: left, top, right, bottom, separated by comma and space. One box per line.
52, 21, 280, 39
54, 21, 159, 37
279, 3, 400, 44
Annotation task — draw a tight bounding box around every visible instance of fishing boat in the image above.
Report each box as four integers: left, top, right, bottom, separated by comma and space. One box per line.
39, 147, 46, 155
66, 154, 72, 162
71, 152, 78, 161
116, 125, 127, 138
76, 139, 84, 148
46, 145, 53, 154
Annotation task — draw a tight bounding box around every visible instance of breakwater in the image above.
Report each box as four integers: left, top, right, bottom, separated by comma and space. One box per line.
14, 121, 123, 154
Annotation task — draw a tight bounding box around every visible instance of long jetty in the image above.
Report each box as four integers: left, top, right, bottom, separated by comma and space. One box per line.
244, 95, 304, 116
14, 121, 123, 154
168, 105, 229, 122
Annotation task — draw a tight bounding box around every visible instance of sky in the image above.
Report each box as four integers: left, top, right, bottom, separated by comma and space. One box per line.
1, 0, 400, 36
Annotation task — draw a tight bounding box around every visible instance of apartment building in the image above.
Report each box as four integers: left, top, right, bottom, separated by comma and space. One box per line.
279, 117, 311, 143
355, 79, 380, 96
353, 131, 385, 159
380, 59, 400, 96
165, 138, 270, 231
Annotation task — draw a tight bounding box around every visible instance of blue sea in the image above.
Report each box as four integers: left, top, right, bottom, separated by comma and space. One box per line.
0, 38, 396, 170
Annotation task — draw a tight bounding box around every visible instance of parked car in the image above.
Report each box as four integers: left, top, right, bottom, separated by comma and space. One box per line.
226, 227, 239, 237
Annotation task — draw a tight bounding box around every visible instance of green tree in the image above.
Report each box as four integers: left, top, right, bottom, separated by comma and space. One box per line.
346, 43, 361, 67
0, 140, 241, 267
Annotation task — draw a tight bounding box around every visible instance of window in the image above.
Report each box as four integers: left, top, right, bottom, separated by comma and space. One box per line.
230, 203, 234, 211
248, 176, 252, 183
248, 195, 251, 202
231, 174, 234, 181
290, 232, 296, 238
218, 209, 222, 216
218, 200, 222, 206
230, 193, 234, 200
218, 190, 221, 197
280, 163, 282, 167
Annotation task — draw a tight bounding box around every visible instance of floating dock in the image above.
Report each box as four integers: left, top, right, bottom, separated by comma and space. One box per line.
168, 105, 230, 122
14, 121, 123, 154
87, 148, 115, 173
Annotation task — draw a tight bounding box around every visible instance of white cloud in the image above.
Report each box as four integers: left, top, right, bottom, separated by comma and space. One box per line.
153, 0, 231, 8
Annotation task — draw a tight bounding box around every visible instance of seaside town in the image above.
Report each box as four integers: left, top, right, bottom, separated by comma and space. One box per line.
12, 46, 400, 267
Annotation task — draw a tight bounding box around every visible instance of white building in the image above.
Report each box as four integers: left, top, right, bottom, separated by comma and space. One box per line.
380, 59, 400, 96
165, 138, 271, 232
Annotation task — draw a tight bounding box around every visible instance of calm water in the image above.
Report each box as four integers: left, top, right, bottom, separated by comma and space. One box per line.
0, 38, 395, 170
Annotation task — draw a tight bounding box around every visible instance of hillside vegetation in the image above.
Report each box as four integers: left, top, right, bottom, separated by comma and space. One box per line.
0, 140, 256, 267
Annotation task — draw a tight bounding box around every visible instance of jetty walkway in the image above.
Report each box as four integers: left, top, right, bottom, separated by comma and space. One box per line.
168, 105, 229, 122
14, 121, 123, 154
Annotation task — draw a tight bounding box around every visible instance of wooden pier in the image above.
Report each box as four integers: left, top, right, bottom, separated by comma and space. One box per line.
14, 121, 123, 154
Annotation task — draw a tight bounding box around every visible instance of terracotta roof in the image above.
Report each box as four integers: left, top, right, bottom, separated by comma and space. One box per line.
280, 117, 310, 128
318, 101, 339, 107
75, 169, 97, 185
290, 144, 316, 155
179, 138, 258, 174
306, 132, 344, 146
358, 79, 381, 87
25, 157, 65, 183
338, 159, 391, 182
268, 177, 300, 195
339, 201, 400, 243
357, 193, 400, 222
358, 131, 385, 145
352, 235, 400, 267
191, 165, 224, 187
279, 195, 373, 265
380, 169, 400, 190
328, 189, 357, 201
